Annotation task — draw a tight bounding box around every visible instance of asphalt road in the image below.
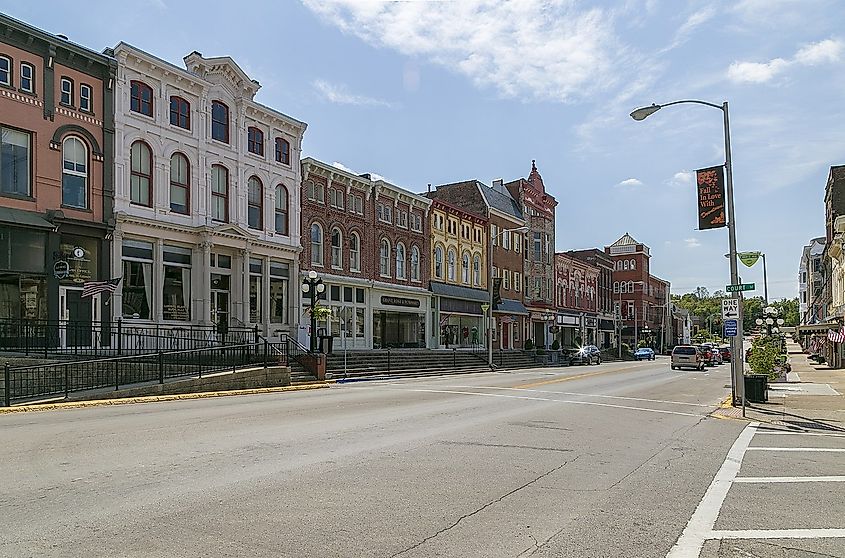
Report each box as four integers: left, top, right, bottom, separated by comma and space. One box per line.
0, 358, 787, 557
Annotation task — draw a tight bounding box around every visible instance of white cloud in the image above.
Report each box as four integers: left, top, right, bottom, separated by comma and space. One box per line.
661, 7, 717, 53
668, 170, 695, 188
618, 178, 643, 187
313, 79, 396, 108
684, 238, 702, 249
727, 38, 843, 84
302, 0, 625, 103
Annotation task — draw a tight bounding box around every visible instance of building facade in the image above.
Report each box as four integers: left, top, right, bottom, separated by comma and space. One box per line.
553, 252, 599, 348
567, 248, 615, 349
300, 159, 431, 349
802, 237, 827, 324
0, 14, 116, 342
506, 161, 557, 347
110, 45, 306, 339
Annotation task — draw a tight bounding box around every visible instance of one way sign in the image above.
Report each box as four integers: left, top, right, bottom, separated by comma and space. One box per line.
722, 298, 740, 320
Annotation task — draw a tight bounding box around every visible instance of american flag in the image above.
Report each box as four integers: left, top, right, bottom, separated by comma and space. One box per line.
82, 277, 121, 298
828, 327, 845, 343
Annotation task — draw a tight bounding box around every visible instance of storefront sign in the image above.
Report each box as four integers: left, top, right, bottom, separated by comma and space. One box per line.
585, 317, 597, 328
53, 260, 69, 280
556, 314, 580, 326
381, 296, 421, 308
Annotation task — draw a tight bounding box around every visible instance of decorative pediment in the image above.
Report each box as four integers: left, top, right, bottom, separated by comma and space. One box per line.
183, 51, 260, 100
210, 223, 257, 240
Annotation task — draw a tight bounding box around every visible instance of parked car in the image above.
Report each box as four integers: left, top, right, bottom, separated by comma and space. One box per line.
671, 345, 705, 370
698, 345, 718, 366
634, 347, 655, 361
711, 350, 723, 365
570, 345, 601, 365
718, 347, 731, 362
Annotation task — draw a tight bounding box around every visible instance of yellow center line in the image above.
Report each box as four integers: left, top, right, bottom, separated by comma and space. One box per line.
513, 364, 646, 389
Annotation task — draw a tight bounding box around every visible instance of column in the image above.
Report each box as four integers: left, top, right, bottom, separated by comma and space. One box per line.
199, 240, 212, 325
239, 247, 250, 324
262, 254, 271, 336
111, 228, 124, 321
154, 238, 164, 323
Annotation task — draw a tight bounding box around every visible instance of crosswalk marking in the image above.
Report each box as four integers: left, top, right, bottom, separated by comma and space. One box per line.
734, 476, 845, 483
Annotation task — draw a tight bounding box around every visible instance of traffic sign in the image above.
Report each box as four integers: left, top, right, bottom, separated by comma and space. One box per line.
721, 298, 740, 320
726, 283, 755, 293
724, 319, 738, 337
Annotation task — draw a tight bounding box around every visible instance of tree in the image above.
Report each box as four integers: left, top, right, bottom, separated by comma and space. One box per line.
769, 298, 799, 326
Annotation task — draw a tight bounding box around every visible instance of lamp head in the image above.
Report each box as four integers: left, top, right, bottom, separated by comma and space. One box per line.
301, 283, 310, 293
308, 270, 318, 280
316, 283, 325, 293
630, 104, 662, 121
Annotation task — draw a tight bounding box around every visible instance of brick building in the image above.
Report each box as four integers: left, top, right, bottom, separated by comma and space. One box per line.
506, 160, 557, 347
554, 252, 599, 348
567, 248, 616, 349
0, 14, 116, 340
300, 158, 431, 349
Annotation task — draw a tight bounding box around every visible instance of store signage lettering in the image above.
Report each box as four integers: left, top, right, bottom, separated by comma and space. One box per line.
381, 296, 420, 308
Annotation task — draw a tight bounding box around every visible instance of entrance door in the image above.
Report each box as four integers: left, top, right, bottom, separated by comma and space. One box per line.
211, 290, 229, 335
501, 321, 510, 350
533, 321, 546, 348
59, 286, 98, 347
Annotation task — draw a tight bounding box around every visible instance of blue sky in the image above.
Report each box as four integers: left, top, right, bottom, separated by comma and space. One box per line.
3, 0, 843, 300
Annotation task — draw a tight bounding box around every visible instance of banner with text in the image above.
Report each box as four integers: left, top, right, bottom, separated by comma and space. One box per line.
696, 165, 726, 230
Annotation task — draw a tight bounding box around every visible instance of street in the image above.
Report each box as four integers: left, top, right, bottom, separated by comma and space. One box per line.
2, 359, 843, 557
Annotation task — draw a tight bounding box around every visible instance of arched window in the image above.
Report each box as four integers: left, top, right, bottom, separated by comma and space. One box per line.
380, 239, 391, 276
630, 259, 636, 270
350, 233, 361, 272
623, 260, 629, 270
274, 185, 288, 235
473, 254, 481, 286
434, 245, 444, 279
211, 100, 229, 143
248, 126, 264, 156
628, 281, 634, 292
170, 96, 190, 129
411, 246, 420, 281
461, 252, 470, 284
130, 140, 152, 207
169, 152, 190, 214
331, 228, 342, 268
447, 248, 456, 281
130, 81, 153, 116
613, 281, 619, 293
310, 223, 323, 265
396, 243, 406, 279
275, 137, 290, 165
62, 136, 87, 208
247, 176, 263, 229
211, 164, 229, 222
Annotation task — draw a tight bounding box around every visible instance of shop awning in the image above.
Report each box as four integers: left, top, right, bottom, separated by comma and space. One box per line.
796, 322, 840, 335
0, 207, 54, 230
494, 298, 529, 315
429, 281, 489, 303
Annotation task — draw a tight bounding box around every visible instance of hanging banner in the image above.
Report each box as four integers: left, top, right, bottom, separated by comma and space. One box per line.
696, 165, 726, 230
738, 252, 761, 267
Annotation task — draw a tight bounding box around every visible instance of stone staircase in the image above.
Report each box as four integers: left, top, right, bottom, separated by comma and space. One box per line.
490, 351, 542, 370
324, 350, 490, 380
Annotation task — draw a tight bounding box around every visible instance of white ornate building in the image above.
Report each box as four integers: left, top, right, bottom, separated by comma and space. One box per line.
111, 44, 306, 339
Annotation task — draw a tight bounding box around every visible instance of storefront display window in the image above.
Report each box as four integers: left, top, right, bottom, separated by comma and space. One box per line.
249, 258, 262, 323
122, 239, 153, 319
162, 245, 191, 321
373, 311, 425, 348
60, 235, 98, 285
270, 261, 289, 324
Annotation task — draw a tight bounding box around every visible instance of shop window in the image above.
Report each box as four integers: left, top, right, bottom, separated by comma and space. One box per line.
130, 141, 152, 206
356, 288, 365, 304
162, 245, 191, 321
247, 176, 263, 229
169, 152, 190, 215
211, 165, 229, 222
270, 261, 289, 324
248, 258, 263, 323
0, 126, 31, 196
275, 185, 289, 235
344, 286, 353, 303
311, 223, 324, 265
61, 136, 87, 208
122, 259, 151, 320
349, 232, 361, 272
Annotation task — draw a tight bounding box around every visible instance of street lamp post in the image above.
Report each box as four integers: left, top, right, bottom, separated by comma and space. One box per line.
301, 270, 325, 353
488, 225, 529, 368
631, 99, 745, 408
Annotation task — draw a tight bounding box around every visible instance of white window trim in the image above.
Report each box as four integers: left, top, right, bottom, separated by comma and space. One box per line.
0, 56, 10, 86
19, 62, 34, 93
60, 77, 73, 106
80, 84, 92, 112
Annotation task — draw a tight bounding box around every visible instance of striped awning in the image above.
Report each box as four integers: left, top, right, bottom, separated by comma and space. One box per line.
796, 322, 840, 335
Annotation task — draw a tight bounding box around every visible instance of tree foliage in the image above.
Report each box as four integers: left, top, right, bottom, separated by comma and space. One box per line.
672, 287, 798, 333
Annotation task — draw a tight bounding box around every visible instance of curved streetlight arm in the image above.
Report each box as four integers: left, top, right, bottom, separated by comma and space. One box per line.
658, 99, 725, 111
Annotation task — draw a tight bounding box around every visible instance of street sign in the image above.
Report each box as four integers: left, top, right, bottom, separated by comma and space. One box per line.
726, 283, 755, 293
724, 319, 738, 337
721, 298, 739, 320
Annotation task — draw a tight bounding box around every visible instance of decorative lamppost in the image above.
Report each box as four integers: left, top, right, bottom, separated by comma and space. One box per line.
301, 270, 325, 353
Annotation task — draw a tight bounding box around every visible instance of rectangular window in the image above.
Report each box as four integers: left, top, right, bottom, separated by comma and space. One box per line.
1, 127, 31, 197
275, 138, 290, 165
399, 211, 408, 228
356, 287, 365, 304
60, 77, 72, 106
19, 63, 33, 93
270, 261, 289, 324
121, 240, 153, 320
248, 127, 264, 156
0, 57, 10, 87
162, 246, 191, 322
344, 286, 353, 303
211, 101, 229, 143
330, 189, 344, 209
170, 96, 190, 129
211, 166, 228, 222
79, 84, 92, 112
504, 269, 511, 291
533, 232, 541, 262
492, 225, 498, 246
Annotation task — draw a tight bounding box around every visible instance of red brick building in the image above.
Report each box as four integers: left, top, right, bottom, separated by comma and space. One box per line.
554, 252, 599, 348
567, 248, 616, 349
300, 158, 431, 349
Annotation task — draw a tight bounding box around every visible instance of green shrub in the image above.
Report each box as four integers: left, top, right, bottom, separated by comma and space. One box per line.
748, 336, 784, 380
524, 339, 534, 351
535, 348, 546, 355
551, 340, 561, 351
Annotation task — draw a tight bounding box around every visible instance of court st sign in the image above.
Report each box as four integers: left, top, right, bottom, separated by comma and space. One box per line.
725, 283, 755, 293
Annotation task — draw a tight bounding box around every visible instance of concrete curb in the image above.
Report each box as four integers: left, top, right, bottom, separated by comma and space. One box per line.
0, 383, 331, 414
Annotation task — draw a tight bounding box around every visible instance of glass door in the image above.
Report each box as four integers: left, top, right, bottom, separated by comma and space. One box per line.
211, 290, 229, 335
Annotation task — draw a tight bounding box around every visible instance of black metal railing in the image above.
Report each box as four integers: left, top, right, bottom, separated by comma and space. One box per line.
0, 319, 259, 358
278, 334, 318, 376
2, 341, 277, 405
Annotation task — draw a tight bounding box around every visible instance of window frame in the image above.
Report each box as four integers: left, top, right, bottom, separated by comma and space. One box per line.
447, 248, 456, 282
434, 245, 444, 279
169, 96, 191, 130
79, 83, 92, 112
331, 228, 343, 269
274, 184, 289, 235
380, 238, 391, 277
0, 56, 10, 87
61, 136, 88, 209
60, 77, 73, 107
310, 222, 324, 266
0, 125, 32, 198
349, 232, 361, 272
129, 80, 153, 117
396, 242, 406, 279
410, 245, 420, 281
129, 140, 153, 207
247, 176, 264, 230
19, 62, 34, 94
247, 126, 265, 156
169, 152, 190, 215
211, 100, 230, 143
275, 137, 290, 165
211, 164, 229, 222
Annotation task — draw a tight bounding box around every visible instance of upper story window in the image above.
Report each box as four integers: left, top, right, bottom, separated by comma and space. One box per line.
461, 252, 470, 284
247, 127, 264, 156
411, 246, 420, 281
396, 243, 406, 279
61, 136, 87, 208
434, 246, 444, 279
305, 180, 325, 204
348, 193, 364, 215
630, 259, 636, 270
19, 63, 33, 93
169, 152, 190, 215
0, 56, 10, 87
329, 188, 344, 209
275, 137, 290, 165
410, 212, 422, 232
0, 126, 31, 197
130, 81, 153, 116
349, 232, 361, 272
623, 260, 630, 270
60, 77, 73, 106
331, 228, 343, 269
130, 140, 152, 207
211, 164, 229, 222
170, 96, 190, 130
473, 255, 481, 286
447, 248, 456, 281
380, 239, 391, 277
274, 185, 289, 235
211, 101, 229, 143
79, 84, 92, 112
247, 176, 263, 230
398, 210, 408, 229
310, 223, 324, 265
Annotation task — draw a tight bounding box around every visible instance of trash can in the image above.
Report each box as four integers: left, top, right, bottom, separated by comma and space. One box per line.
318, 335, 334, 355
744, 374, 768, 403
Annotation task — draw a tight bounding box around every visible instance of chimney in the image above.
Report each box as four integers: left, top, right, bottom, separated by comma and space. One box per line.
492, 178, 505, 193
427, 183, 431, 194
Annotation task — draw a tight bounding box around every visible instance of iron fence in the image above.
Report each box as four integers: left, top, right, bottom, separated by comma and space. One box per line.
0, 319, 259, 358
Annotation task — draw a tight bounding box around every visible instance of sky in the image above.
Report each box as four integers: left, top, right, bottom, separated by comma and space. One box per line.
2, 0, 843, 300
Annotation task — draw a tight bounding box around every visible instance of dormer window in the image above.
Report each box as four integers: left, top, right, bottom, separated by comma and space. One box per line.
211, 101, 229, 143
248, 127, 264, 156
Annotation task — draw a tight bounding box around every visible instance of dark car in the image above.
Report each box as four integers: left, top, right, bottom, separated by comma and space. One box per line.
570, 345, 601, 365
634, 347, 655, 361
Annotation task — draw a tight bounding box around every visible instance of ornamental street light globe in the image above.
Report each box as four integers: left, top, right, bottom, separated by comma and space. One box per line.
755, 318, 763, 325
301, 283, 310, 293
777, 318, 785, 325
316, 283, 326, 293
308, 270, 318, 280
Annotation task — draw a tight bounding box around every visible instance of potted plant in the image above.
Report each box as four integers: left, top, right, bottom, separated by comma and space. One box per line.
524, 338, 535, 352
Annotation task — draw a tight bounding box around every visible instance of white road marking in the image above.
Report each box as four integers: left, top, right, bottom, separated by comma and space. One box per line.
734, 476, 845, 483
756, 431, 845, 438
711, 529, 845, 539
373, 387, 702, 417
666, 422, 759, 558
746, 447, 845, 453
